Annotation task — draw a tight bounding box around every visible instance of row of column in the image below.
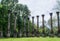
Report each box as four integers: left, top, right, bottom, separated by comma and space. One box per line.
7, 10, 18, 37
7, 11, 60, 37
31, 12, 60, 35
0, 11, 60, 37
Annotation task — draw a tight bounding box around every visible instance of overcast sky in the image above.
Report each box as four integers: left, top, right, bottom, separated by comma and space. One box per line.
0, 0, 57, 25
18, 0, 57, 24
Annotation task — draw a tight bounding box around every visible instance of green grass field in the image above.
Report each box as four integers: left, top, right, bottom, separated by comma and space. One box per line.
0, 37, 60, 41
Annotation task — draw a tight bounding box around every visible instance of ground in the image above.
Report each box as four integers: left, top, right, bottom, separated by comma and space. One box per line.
0, 37, 60, 41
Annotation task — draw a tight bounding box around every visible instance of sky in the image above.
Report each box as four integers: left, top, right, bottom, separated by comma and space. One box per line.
18, 0, 57, 25
0, 0, 57, 25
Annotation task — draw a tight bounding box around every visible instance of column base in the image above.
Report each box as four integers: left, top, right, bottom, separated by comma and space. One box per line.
35, 31, 40, 37
13, 30, 17, 37
0, 31, 3, 38
31, 31, 35, 37
22, 31, 26, 37
7, 32, 10, 37
49, 33, 54, 37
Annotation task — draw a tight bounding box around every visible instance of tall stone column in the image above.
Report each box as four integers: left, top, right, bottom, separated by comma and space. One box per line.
13, 11, 17, 37
7, 9, 11, 37
32, 16, 35, 36
27, 17, 30, 37
36, 15, 39, 31
50, 13, 53, 34
36, 15, 39, 36
42, 14, 45, 34
23, 16, 26, 37
56, 12, 60, 34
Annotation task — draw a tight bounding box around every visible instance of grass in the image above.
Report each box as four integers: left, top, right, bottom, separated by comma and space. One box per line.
0, 37, 60, 41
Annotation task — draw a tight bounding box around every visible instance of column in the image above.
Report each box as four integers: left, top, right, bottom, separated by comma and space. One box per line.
7, 9, 11, 37
50, 13, 53, 34
13, 11, 17, 37
56, 12, 60, 34
36, 15, 39, 31
32, 16, 35, 36
42, 14, 45, 34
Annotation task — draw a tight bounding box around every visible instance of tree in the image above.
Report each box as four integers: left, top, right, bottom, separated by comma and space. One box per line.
1, 0, 18, 37
0, 4, 8, 37
1, 0, 18, 10
0, 0, 38, 37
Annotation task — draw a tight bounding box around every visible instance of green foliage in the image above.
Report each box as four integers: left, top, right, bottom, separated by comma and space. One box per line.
0, 0, 34, 36
39, 26, 50, 34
